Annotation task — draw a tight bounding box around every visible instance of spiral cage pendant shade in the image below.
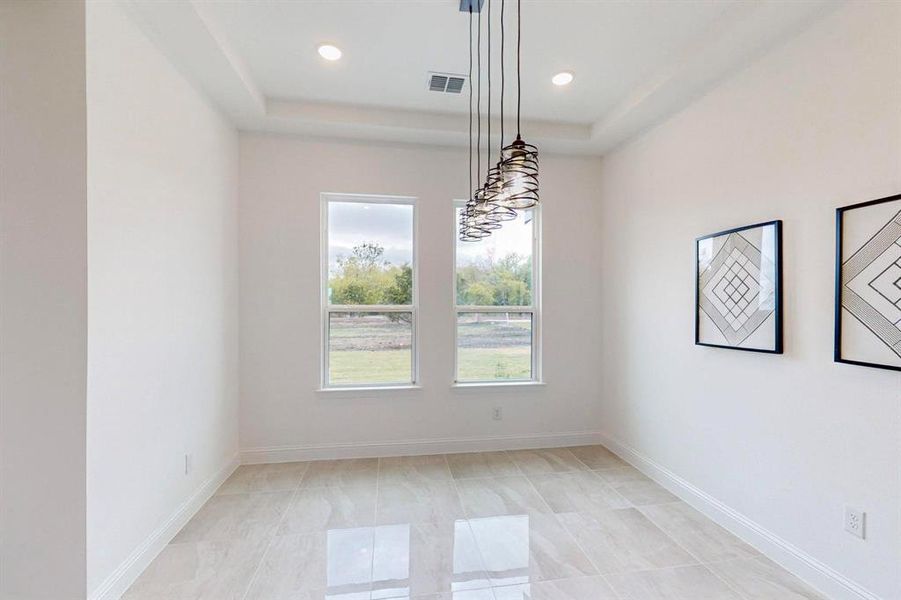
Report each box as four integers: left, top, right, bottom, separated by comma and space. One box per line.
460, 191, 500, 242
472, 186, 504, 224
483, 167, 517, 222
459, 207, 491, 241
498, 0, 539, 211
498, 134, 539, 209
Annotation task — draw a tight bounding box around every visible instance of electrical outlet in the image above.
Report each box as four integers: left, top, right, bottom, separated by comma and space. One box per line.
492, 407, 503, 421
844, 506, 865, 539
184, 453, 192, 476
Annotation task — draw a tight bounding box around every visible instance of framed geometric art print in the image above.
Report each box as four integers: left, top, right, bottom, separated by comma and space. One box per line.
835, 193, 901, 372
696, 220, 783, 353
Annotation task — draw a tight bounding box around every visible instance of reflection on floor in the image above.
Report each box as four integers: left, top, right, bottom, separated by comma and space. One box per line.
124, 446, 825, 599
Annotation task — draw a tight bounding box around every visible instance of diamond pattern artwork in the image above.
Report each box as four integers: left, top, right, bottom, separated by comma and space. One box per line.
837, 195, 901, 371
696, 221, 781, 352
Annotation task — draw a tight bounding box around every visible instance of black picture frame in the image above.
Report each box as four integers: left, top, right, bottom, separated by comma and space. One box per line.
834, 193, 901, 372
695, 220, 783, 354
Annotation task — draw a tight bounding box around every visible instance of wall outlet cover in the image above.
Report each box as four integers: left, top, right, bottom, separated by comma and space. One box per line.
844, 506, 865, 539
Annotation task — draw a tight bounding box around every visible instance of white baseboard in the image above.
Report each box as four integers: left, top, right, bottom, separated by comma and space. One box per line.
597, 432, 879, 600
88, 453, 240, 600
240, 430, 603, 464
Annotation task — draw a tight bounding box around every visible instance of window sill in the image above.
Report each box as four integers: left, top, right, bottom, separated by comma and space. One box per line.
451, 381, 546, 389
317, 385, 422, 393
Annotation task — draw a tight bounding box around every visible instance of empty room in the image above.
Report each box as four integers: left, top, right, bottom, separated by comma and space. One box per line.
2, 0, 900, 599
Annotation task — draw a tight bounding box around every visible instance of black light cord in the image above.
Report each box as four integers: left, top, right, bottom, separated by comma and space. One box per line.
486, 0, 491, 174
468, 6, 473, 198
517, 0, 521, 136
476, 3, 481, 187
500, 0, 505, 151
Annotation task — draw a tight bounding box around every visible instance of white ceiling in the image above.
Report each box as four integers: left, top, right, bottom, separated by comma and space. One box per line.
122, 0, 840, 155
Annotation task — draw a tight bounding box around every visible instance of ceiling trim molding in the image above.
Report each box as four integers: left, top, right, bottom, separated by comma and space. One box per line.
121, 0, 842, 156
588, 0, 843, 154
266, 98, 590, 140
121, 0, 265, 117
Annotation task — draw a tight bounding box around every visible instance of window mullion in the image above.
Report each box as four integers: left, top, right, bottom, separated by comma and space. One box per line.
328, 304, 413, 312
455, 306, 534, 313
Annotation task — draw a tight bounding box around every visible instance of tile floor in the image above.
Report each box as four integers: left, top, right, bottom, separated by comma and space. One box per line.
124, 446, 826, 600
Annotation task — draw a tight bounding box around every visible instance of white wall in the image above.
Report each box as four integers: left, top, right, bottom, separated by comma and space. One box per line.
239, 135, 604, 458
597, 3, 901, 599
0, 2, 88, 597
86, 2, 239, 596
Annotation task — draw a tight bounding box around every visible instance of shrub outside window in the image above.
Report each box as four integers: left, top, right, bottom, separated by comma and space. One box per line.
454, 203, 541, 383
322, 194, 417, 388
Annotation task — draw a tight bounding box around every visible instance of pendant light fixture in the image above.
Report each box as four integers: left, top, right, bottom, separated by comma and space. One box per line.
458, 0, 526, 241
498, 0, 539, 210
470, 0, 503, 234
485, 0, 516, 222
462, 2, 498, 241
482, 0, 516, 224
460, 4, 488, 241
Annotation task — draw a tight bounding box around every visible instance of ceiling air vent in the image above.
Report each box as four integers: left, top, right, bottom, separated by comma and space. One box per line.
428, 72, 467, 94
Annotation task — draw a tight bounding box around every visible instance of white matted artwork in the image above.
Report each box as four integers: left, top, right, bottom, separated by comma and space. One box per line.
696, 220, 783, 353
835, 193, 901, 372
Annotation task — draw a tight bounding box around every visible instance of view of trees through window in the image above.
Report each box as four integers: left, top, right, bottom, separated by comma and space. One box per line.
325, 199, 415, 386
456, 207, 537, 382
329, 242, 413, 307
323, 198, 537, 386
456, 253, 532, 306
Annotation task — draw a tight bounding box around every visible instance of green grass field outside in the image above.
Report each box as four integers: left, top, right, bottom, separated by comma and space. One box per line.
328, 346, 531, 385
457, 346, 531, 381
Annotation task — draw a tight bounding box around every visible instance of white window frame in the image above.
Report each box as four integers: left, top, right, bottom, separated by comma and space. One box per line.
452, 200, 542, 385
320, 193, 419, 390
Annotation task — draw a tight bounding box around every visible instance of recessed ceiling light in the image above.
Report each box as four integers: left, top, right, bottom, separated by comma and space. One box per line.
552, 71, 574, 86
317, 44, 342, 61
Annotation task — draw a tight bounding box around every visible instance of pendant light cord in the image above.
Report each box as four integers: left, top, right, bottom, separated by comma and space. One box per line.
476, 4, 481, 187
486, 0, 491, 174
500, 0, 505, 151
516, 0, 521, 136
468, 6, 473, 197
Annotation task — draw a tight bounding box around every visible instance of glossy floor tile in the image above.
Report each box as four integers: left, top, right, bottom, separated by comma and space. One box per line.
567, 445, 627, 470
708, 555, 827, 599
639, 501, 759, 563
595, 466, 680, 506
127, 446, 827, 600
506, 448, 587, 475
172, 491, 293, 544
469, 513, 596, 586
244, 528, 374, 599
491, 576, 619, 599
456, 476, 552, 518
371, 520, 490, 597
278, 484, 377, 535
446, 451, 521, 479
379, 454, 453, 485
300, 458, 380, 489
123, 539, 269, 600
376, 481, 466, 525
528, 471, 629, 513
606, 564, 743, 599
217, 462, 308, 495
410, 590, 496, 600
559, 508, 696, 574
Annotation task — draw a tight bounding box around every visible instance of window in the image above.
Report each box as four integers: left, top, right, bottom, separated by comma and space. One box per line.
322, 194, 417, 388
454, 203, 540, 383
